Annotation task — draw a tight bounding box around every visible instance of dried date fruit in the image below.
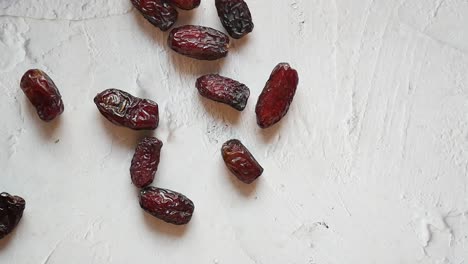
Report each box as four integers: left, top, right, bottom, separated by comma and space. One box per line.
221, 139, 263, 184
215, 0, 254, 39
131, 0, 178, 31
20, 69, 64, 121
130, 137, 163, 188
169, 0, 200, 10
168, 25, 230, 60
196, 74, 250, 111
255, 63, 299, 129
0, 192, 25, 239
94, 89, 159, 130
139, 187, 194, 225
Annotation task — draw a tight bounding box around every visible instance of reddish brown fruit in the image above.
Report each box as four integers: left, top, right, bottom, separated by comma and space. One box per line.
94, 89, 159, 130
168, 25, 230, 60
196, 74, 250, 111
130, 137, 163, 188
255, 63, 299, 129
139, 187, 194, 225
169, 0, 200, 10
131, 0, 178, 31
221, 139, 263, 184
215, 0, 254, 39
0, 192, 25, 239
20, 69, 64, 121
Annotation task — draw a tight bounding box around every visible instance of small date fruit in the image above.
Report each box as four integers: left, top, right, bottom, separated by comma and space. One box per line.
20, 69, 64, 121
221, 139, 263, 184
169, 0, 200, 10
168, 25, 230, 60
196, 74, 250, 111
0, 192, 25, 239
255, 63, 299, 129
130, 137, 163, 188
139, 187, 194, 225
131, 0, 178, 31
215, 0, 254, 39
94, 89, 159, 130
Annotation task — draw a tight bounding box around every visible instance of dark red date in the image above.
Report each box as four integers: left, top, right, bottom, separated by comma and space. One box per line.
168, 25, 230, 60
0, 192, 25, 239
130, 137, 163, 188
221, 139, 263, 184
196, 74, 250, 111
94, 89, 159, 130
169, 0, 200, 10
20, 69, 64, 121
215, 0, 254, 39
139, 187, 194, 225
131, 0, 178, 31
255, 63, 299, 129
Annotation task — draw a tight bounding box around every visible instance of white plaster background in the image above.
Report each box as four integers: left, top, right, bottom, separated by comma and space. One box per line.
0, 0, 467, 263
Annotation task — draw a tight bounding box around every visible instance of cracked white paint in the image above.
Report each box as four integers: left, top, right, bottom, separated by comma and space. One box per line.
0, 0, 467, 263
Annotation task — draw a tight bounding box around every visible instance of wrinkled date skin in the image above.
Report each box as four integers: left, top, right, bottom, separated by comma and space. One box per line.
169, 0, 200, 10
131, 0, 178, 31
196, 74, 250, 111
20, 69, 64, 121
215, 0, 254, 39
139, 187, 194, 225
0, 193, 25, 239
130, 137, 163, 188
255, 63, 299, 129
168, 25, 230, 60
94, 89, 159, 130
221, 139, 263, 184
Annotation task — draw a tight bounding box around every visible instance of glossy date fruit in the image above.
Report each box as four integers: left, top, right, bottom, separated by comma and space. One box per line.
139, 187, 194, 225
196, 74, 250, 111
130, 137, 163, 188
0, 192, 25, 239
168, 25, 230, 60
94, 89, 159, 130
20, 69, 64, 121
169, 0, 200, 10
215, 0, 254, 39
131, 0, 178, 31
221, 139, 263, 184
255, 63, 299, 129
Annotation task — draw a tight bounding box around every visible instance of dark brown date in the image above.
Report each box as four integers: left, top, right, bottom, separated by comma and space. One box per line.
196, 74, 250, 111
255, 63, 299, 129
131, 0, 178, 31
215, 0, 254, 39
20, 69, 64, 121
168, 25, 230, 60
0, 192, 25, 239
130, 137, 163, 188
94, 89, 159, 130
221, 139, 263, 184
169, 0, 200, 10
139, 187, 194, 225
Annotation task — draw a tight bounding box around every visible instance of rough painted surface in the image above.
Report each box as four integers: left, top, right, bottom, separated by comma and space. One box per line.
0, 0, 467, 263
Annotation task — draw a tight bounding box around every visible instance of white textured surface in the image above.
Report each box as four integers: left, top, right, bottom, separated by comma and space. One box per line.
0, 0, 467, 263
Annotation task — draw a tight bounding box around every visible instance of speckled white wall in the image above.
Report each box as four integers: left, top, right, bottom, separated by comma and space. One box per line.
0, 0, 467, 263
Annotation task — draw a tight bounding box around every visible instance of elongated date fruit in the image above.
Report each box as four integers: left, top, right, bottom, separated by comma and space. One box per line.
255, 63, 299, 129
196, 74, 250, 111
215, 0, 254, 39
139, 187, 194, 225
130, 137, 163, 188
221, 139, 263, 184
94, 89, 159, 130
168, 25, 230, 60
169, 0, 200, 10
20, 69, 64, 121
0, 192, 25, 239
131, 0, 178, 31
